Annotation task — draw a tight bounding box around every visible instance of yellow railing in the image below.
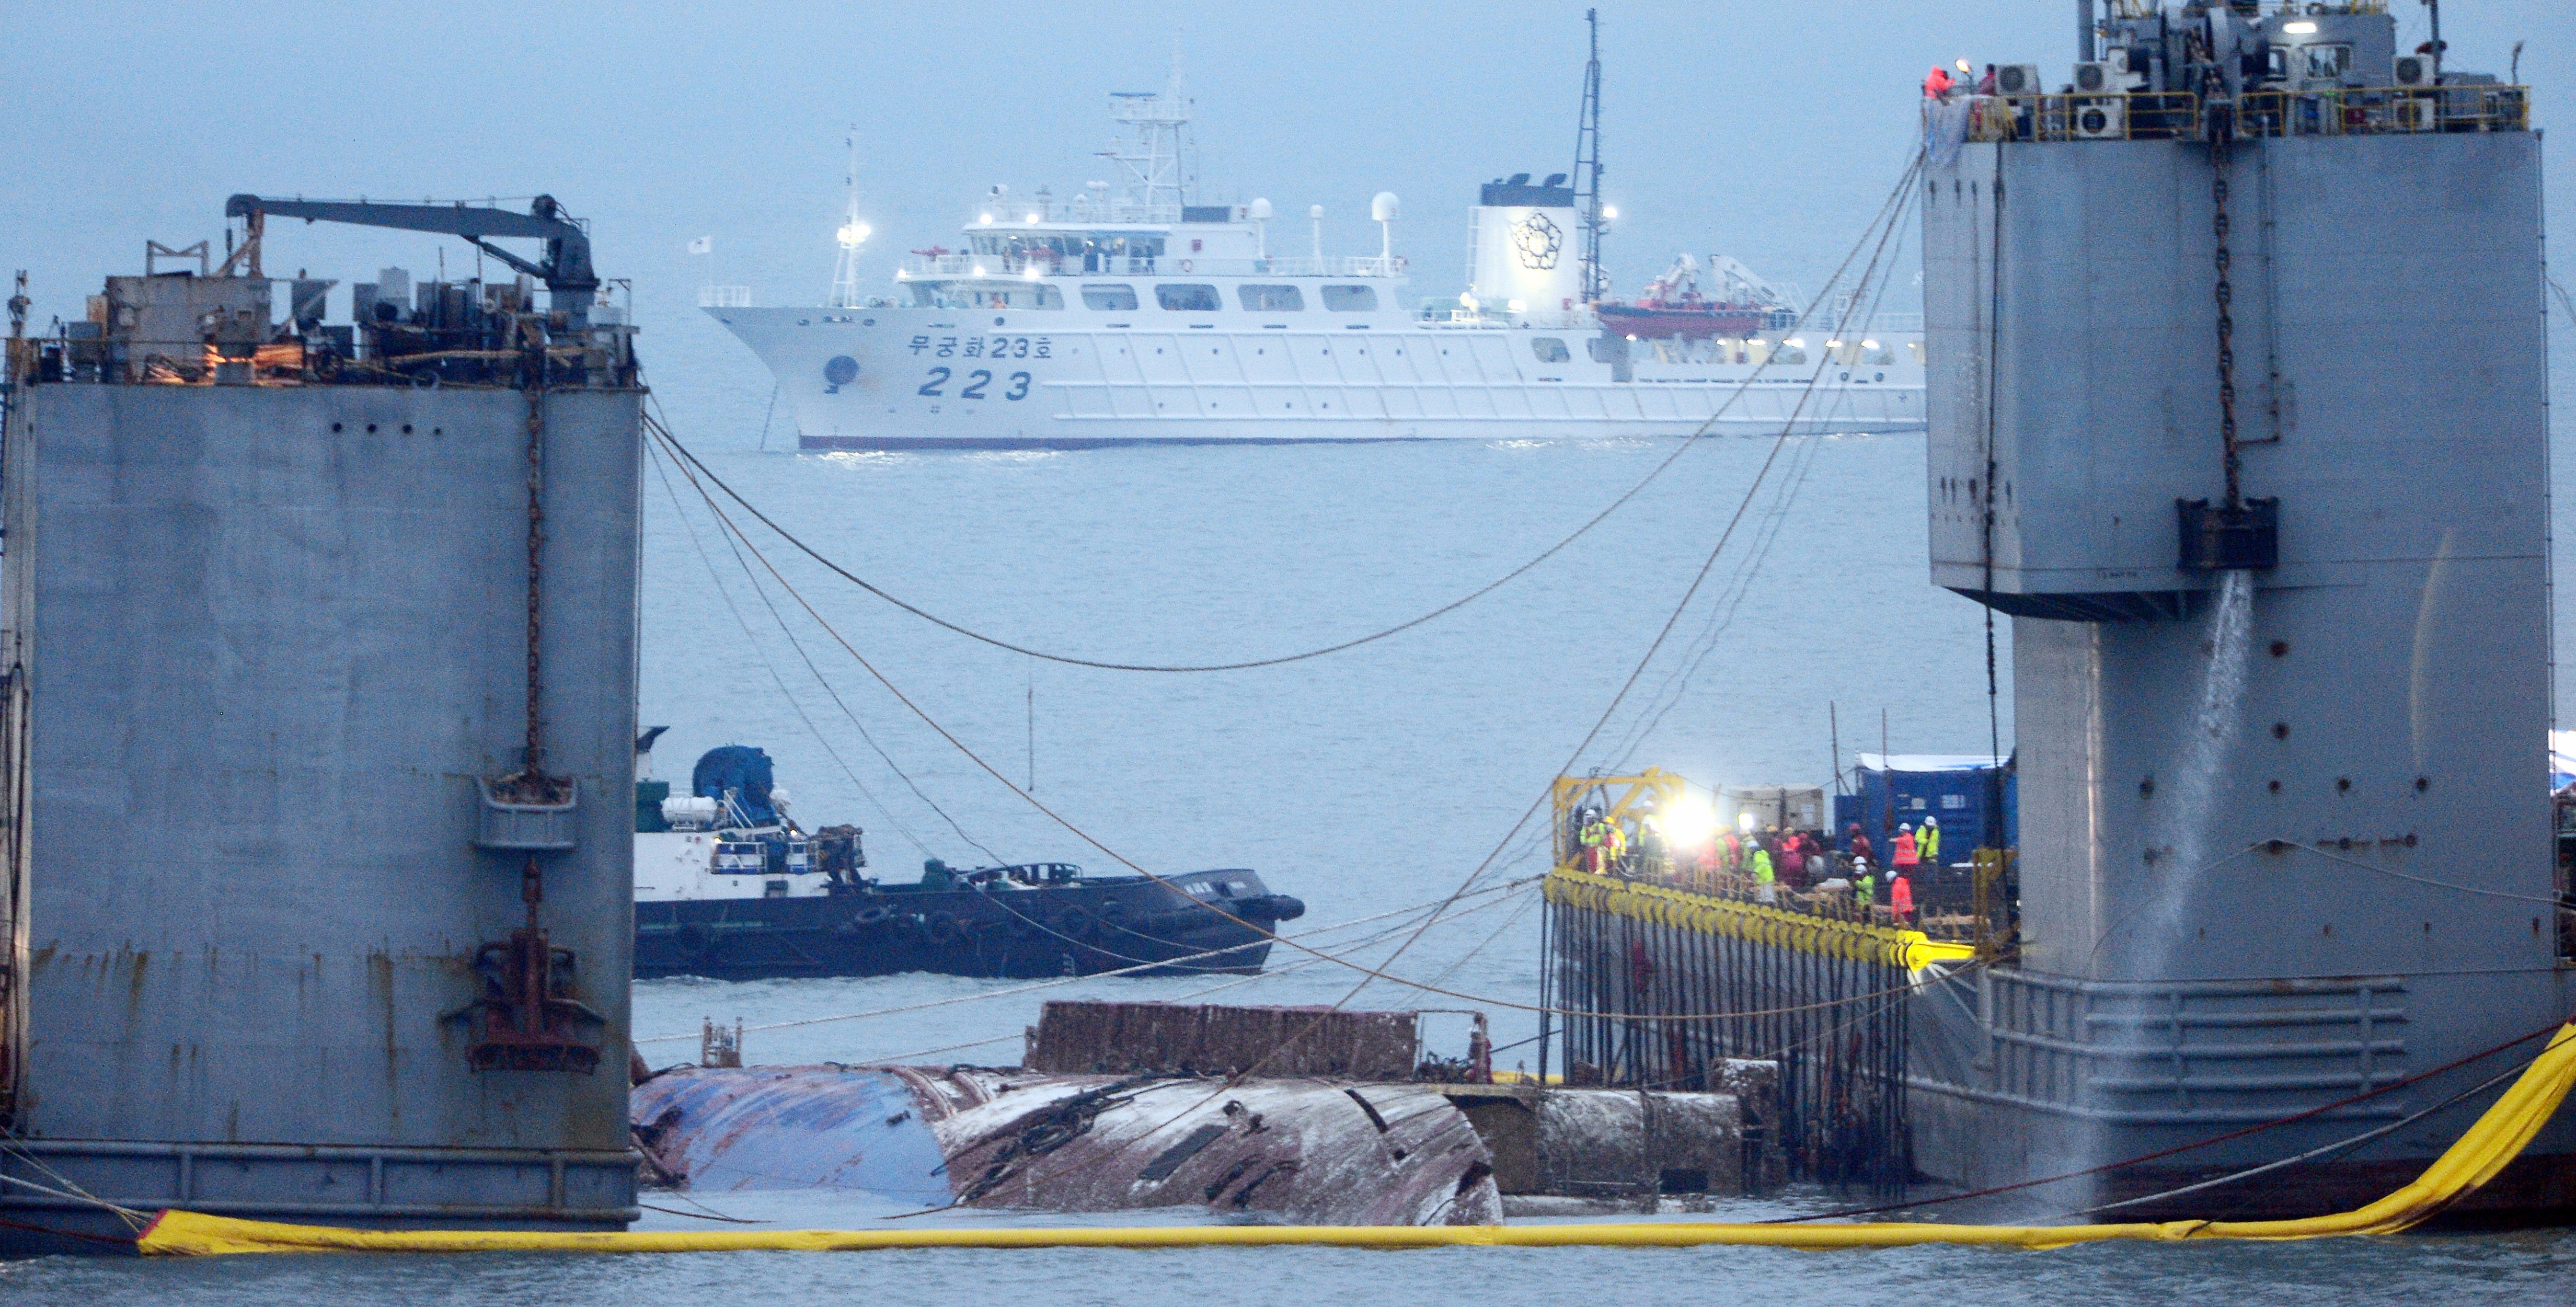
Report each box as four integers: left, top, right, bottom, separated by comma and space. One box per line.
1549, 769, 1685, 869
2238, 85, 2529, 135
1545, 868, 1973, 973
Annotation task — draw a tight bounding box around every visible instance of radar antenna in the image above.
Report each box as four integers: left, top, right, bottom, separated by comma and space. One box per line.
1572, 9, 1608, 305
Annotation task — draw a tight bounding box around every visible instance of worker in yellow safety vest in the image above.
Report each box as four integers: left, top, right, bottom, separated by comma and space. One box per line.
1603, 820, 1629, 875
1578, 809, 1607, 874
1751, 844, 1776, 904
1919, 816, 1941, 866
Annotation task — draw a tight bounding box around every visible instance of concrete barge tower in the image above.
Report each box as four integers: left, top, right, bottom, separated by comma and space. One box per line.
0, 196, 643, 1252
1913, 2, 2570, 1214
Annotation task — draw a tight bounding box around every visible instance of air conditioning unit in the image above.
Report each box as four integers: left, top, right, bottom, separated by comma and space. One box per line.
2072, 98, 2127, 140
2394, 54, 2433, 87
2073, 60, 2110, 93
2393, 97, 2436, 132
1995, 63, 2043, 96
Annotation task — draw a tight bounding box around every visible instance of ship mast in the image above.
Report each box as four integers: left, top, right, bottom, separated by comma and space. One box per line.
1572, 8, 1607, 305
1102, 46, 1193, 223
828, 129, 869, 308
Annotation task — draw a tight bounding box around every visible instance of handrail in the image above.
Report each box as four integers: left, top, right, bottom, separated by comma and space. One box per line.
901, 253, 1404, 280
1948, 85, 2529, 143
1544, 867, 1974, 973
8, 333, 612, 388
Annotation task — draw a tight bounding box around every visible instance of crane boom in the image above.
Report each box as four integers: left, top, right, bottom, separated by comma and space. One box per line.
223, 194, 598, 329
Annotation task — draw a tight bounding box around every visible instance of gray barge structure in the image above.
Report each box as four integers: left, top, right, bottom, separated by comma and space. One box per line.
1547, 2, 2574, 1219
0, 197, 645, 1252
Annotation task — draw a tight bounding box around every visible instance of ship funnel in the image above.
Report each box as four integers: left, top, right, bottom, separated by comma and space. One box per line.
1468, 173, 1580, 319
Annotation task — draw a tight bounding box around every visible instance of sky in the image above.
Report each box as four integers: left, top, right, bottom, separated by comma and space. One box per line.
4, 0, 2570, 704
3, 1, 2563, 328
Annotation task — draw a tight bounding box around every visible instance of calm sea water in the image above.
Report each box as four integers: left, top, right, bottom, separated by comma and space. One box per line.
15, 303, 2576, 1299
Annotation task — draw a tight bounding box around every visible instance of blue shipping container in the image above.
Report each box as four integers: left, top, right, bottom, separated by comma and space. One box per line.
1831, 753, 2015, 865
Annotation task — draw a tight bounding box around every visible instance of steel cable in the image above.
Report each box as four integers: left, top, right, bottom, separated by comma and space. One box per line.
638, 154, 1931, 1031
646, 441, 939, 858
642, 200, 1911, 678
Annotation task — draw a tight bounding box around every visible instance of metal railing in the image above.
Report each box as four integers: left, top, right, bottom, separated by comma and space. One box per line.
986, 199, 1185, 225
1954, 85, 2528, 143
8, 333, 628, 388
2237, 85, 2529, 136
903, 253, 1405, 280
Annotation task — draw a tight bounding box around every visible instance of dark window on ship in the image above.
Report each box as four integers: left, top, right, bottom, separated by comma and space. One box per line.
1588, 337, 1623, 364
1237, 284, 1305, 312
1155, 283, 1221, 312
2303, 43, 2352, 81
1082, 283, 1138, 311
1530, 337, 1571, 363
1320, 284, 1378, 312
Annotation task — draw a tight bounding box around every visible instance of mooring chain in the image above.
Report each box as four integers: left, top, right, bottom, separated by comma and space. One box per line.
2210, 104, 2242, 507
521, 328, 549, 779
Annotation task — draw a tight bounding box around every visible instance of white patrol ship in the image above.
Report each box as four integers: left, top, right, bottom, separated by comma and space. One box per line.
708, 76, 1925, 450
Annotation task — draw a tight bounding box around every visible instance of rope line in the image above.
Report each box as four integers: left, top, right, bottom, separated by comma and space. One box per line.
634, 874, 1543, 1044
634, 156, 1930, 1051
2062, 1053, 2540, 1220
1320, 153, 1930, 1004
646, 442, 937, 857
646, 219, 1908, 677
652, 423, 1723, 1012
649, 401, 1004, 859
838, 885, 1540, 1067
1766, 1008, 2573, 1223
2269, 837, 2574, 908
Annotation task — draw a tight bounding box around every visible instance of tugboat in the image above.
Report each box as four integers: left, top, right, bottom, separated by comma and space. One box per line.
632, 739, 1304, 980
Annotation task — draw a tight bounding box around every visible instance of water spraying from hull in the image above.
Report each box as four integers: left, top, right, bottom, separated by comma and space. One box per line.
2157, 568, 2257, 907
2074, 570, 2258, 1193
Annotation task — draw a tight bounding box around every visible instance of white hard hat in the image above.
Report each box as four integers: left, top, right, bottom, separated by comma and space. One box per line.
1900, 822, 1912, 831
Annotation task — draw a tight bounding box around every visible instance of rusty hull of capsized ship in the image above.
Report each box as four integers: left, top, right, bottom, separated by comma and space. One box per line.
631, 1065, 1503, 1225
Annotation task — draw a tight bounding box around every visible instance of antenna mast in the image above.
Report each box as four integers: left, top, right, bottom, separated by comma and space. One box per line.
1102, 46, 1193, 223
829, 129, 869, 308
1573, 9, 1607, 304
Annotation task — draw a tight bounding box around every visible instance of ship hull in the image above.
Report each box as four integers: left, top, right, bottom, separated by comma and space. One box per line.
1544, 869, 2576, 1224
635, 868, 1299, 981
710, 307, 1925, 450
1905, 962, 2576, 1224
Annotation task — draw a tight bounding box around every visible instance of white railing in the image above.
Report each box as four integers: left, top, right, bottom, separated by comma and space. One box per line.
697, 284, 752, 307
1815, 309, 1923, 334
900, 254, 1405, 280
982, 199, 1185, 225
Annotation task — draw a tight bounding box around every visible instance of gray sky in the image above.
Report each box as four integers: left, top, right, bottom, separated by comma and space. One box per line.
5, 1, 2564, 326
